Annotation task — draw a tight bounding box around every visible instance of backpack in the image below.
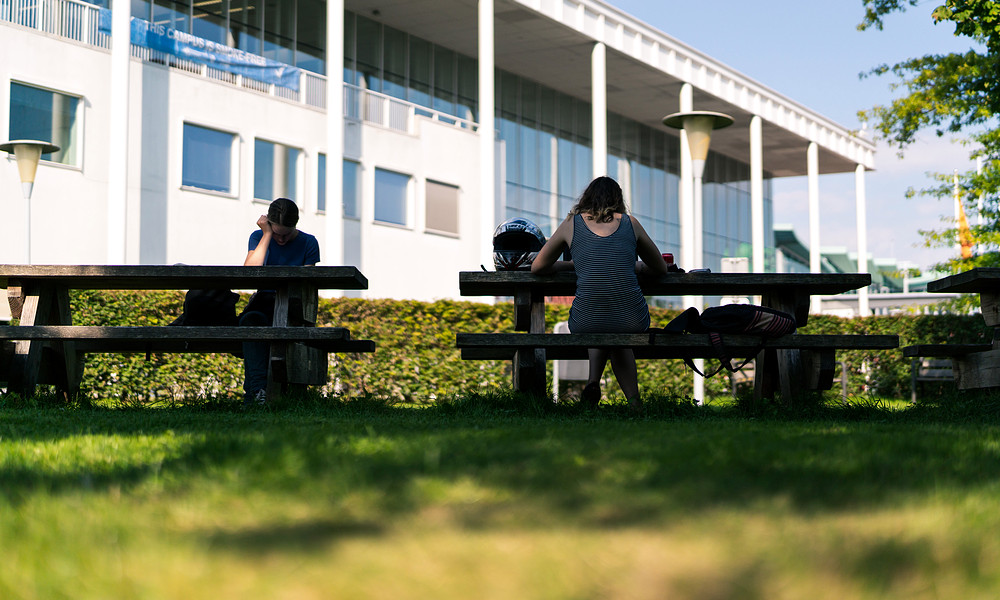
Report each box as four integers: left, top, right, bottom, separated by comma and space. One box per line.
657, 304, 796, 377
169, 288, 240, 326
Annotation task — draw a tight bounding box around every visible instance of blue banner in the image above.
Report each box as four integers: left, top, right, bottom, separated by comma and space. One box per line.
99, 10, 300, 91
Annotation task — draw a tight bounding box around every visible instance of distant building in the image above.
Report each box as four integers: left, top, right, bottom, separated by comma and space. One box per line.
774, 225, 957, 315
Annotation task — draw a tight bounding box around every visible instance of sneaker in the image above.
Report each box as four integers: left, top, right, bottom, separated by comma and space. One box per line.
242, 389, 267, 409
581, 382, 600, 409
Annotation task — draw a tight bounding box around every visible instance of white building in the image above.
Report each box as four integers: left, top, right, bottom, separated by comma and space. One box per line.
1, 0, 875, 303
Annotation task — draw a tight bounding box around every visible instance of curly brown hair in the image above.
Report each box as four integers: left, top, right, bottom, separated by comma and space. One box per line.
571, 176, 627, 223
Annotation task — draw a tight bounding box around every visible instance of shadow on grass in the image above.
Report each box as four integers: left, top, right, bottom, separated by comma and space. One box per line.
3, 388, 1000, 539
204, 519, 386, 554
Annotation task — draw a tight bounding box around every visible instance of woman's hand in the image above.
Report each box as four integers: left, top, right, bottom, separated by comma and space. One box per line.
256, 215, 271, 233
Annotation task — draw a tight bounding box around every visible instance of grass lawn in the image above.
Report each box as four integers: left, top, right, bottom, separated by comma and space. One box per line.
3, 392, 1000, 599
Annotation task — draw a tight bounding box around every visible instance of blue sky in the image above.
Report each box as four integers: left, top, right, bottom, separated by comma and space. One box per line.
610, 0, 981, 271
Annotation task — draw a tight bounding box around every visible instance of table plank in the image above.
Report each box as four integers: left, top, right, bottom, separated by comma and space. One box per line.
459, 271, 871, 297
926, 268, 1000, 293
0, 265, 368, 290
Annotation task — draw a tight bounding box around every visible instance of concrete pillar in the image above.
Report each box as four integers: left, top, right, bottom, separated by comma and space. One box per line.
856, 164, 870, 316
479, 0, 496, 269
750, 116, 764, 272
678, 83, 693, 271
677, 84, 702, 403
807, 142, 821, 312
591, 42, 607, 178
325, 0, 345, 267
107, 0, 130, 264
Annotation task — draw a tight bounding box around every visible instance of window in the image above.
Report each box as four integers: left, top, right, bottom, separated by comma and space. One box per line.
318, 156, 361, 218
9, 82, 81, 166
425, 180, 459, 235
343, 160, 361, 218
182, 123, 235, 193
317, 153, 327, 212
254, 139, 300, 201
374, 168, 409, 225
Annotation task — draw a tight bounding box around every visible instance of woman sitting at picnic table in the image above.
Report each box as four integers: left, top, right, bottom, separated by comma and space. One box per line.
530, 176, 669, 410
240, 197, 320, 407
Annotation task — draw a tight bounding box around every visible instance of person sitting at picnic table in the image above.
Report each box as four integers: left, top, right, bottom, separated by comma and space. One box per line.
530, 176, 669, 411
240, 197, 320, 407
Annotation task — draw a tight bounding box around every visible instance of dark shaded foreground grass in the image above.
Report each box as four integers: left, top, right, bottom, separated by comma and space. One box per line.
3, 390, 1000, 599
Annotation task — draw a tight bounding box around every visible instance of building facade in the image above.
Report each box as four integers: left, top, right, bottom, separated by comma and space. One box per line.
1, 0, 875, 303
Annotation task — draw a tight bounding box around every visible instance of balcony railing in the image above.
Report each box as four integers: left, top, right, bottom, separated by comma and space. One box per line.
1, 0, 109, 48
2, 0, 480, 134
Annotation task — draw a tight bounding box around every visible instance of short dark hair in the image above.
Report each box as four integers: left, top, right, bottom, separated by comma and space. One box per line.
267, 197, 299, 228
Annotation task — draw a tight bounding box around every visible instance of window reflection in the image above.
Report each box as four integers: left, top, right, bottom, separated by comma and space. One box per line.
10, 82, 80, 166
182, 123, 234, 193
374, 168, 409, 226
254, 139, 300, 202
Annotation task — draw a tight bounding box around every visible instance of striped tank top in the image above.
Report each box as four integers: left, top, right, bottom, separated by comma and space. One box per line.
567, 213, 650, 334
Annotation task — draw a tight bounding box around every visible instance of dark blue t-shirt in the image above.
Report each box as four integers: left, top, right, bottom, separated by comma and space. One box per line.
247, 229, 320, 266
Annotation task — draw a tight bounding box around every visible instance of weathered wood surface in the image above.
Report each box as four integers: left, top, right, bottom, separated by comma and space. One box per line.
926, 268, 1000, 294
460, 271, 871, 299
902, 343, 992, 358
0, 265, 373, 396
457, 333, 898, 360
0, 326, 375, 353
954, 349, 1000, 390
458, 271, 875, 401
0, 265, 368, 291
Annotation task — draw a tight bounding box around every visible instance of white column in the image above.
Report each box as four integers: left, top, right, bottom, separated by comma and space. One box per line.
807, 142, 820, 312
325, 0, 345, 267
591, 42, 607, 179
677, 84, 703, 403
678, 84, 693, 271
479, 0, 496, 269
750, 116, 764, 272
106, 0, 130, 264
856, 164, 870, 317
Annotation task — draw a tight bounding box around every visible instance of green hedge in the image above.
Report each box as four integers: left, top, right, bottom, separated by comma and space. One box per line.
59, 291, 991, 402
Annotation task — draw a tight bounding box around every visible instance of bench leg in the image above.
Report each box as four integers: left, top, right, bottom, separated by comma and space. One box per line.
803, 350, 836, 390
753, 348, 777, 401
776, 348, 828, 406
7, 284, 55, 396
513, 348, 547, 398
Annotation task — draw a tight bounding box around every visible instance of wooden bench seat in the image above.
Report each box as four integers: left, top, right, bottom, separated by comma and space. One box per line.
902, 344, 991, 358
0, 325, 375, 392
457, 332, 898, 360
458, 332, 898, 394
0, 325, 376, 354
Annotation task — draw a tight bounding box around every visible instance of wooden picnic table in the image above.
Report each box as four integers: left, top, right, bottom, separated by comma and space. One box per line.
0, 265, 374, 397
458, 270, 895, 402
904, 268, 1000, 390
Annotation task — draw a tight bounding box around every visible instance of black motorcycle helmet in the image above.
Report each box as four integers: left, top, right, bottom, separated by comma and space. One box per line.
493, 217, 546, 270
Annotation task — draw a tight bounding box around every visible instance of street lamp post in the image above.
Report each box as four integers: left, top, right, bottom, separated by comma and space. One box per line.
1, 139, 60, 264
662, 111, 733, 404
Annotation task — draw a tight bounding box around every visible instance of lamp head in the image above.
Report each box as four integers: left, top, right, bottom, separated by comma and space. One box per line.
1, 139, 60, 199
662, 111, 734, 178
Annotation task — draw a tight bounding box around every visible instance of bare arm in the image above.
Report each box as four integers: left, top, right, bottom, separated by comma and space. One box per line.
631, 216, 669, 276
243, 215, 272, 266
531, 216, 574, 275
